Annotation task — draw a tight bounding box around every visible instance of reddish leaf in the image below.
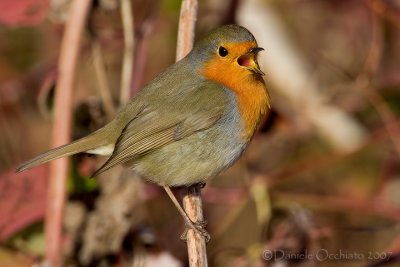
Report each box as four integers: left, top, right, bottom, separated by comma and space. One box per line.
0, 165, 48, 241
0, 0, 49, 26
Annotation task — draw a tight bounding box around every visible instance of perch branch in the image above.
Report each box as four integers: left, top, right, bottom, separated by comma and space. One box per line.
183, 185, 208, 267
176, 1, 207, 266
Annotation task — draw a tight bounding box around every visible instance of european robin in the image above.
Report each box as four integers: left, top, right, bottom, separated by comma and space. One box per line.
17, 24, 270, 239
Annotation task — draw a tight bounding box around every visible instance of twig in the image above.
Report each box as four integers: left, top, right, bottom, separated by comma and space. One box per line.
356, 81, 400, 157
183, 185, 208, 267
176, 0, 198, 61
119, 0, 135, 106
130, 27, 148, 95
176, 0, 206, 266
273, 192, 400, 222
368, 0, 400, 28
263, 119, 400, 187
91, 39, 116, 119
37, 68, 57, 120
212, 197, 248, 238
130, 3, 159, 95
355, 6, 400, 158
46, 0, 91, 266
237, 0, 367, 151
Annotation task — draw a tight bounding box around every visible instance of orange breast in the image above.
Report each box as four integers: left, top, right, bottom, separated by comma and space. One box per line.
201, 45, 270, 139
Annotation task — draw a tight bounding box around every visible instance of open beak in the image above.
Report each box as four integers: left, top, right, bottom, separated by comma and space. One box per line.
237, 47, 265, 76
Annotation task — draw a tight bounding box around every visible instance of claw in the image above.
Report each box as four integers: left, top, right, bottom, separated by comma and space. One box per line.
180, 220, 210, 243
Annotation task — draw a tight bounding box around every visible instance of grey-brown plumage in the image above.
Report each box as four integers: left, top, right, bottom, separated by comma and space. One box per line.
17, 24, 270, 186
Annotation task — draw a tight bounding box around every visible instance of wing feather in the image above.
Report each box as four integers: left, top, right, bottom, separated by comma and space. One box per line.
92, 80, 229, 176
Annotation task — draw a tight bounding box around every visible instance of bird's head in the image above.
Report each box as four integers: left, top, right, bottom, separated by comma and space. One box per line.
189, 24, 265, 82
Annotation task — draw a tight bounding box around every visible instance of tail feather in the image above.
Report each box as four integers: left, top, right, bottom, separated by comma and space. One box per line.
16, 127, 113, 172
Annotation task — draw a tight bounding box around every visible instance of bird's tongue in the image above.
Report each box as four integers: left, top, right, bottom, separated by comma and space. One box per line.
237, 55, 253, 67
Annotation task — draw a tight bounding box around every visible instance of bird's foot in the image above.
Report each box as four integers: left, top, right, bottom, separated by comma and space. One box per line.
180, 219, 210, 243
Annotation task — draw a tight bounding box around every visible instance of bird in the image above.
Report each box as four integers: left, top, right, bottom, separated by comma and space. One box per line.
17, 24, 270, 240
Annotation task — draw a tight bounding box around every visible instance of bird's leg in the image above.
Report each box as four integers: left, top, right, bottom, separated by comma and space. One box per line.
163, 186, 210, 242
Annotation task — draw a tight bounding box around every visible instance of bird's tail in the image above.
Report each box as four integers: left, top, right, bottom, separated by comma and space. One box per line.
16, 126, 114, 172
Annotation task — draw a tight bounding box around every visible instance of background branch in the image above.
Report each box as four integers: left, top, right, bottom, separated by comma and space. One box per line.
92, 39, 116, 119
46, 0, 91, 266
355, 6, 400, 158
119, 0, 135, 106
130, 4, 158, 95
176, 0, 198, 61
237, 0, 367, 152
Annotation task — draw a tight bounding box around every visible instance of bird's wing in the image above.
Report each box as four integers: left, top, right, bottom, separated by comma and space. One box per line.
92, 81, 228, 176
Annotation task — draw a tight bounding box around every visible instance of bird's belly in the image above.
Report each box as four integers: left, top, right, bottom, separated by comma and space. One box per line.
130, 95, 248, 186
131, 128, 247, 186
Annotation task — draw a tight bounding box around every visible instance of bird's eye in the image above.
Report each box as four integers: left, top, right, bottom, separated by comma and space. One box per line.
218, 46, 228, 57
